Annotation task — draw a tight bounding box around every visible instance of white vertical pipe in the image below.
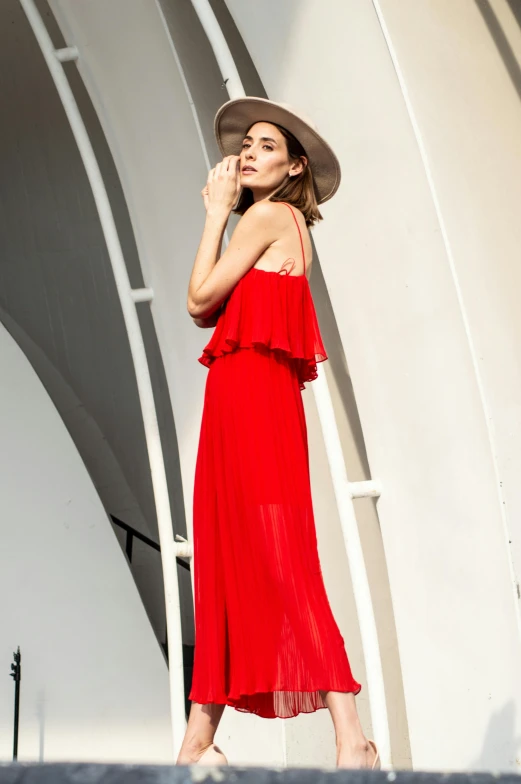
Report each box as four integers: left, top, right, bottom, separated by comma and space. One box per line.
189, 0, 245, 98
312, 366, 391, 767
188, 0, 391, 767
18, 0, 187, 758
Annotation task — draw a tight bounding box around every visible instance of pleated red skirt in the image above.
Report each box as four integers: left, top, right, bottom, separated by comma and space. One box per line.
188, 343, 361, 718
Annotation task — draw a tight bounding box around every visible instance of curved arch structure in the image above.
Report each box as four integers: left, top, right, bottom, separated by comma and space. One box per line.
0, 321, 173, 762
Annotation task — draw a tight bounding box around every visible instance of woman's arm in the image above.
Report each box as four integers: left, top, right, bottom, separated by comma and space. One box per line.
187, 154, 283, 320
187, 155, 238, 320
187, 207, 230, 319
187, 200, 281, 319
192, 308, 222, 329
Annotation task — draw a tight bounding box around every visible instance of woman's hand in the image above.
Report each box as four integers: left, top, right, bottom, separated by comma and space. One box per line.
201, 155, 241, 214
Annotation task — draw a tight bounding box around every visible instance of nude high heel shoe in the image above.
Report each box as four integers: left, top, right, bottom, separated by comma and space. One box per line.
197, 743, 228, 766
368, 739, 381, 770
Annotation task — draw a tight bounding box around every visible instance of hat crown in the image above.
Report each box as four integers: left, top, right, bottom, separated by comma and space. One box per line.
276, 101, 319, 133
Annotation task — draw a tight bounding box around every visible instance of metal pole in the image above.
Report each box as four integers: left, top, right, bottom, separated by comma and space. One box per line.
188, 0, 245, 98
312, 366, 391, 766
18, 0, 189, 758
126, 530, 134, 563
10, 647, 21, 761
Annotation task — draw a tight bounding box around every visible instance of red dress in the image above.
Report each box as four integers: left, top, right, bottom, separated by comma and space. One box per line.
188, 202, 361, 719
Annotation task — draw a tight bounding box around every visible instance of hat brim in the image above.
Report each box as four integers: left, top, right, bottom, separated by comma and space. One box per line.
214, 97, 341, 205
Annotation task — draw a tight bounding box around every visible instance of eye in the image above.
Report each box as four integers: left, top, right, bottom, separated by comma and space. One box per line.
263, 145, 273, 151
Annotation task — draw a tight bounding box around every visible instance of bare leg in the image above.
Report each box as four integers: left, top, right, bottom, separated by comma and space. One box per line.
321, 691, 377, 769
176, 701, 228, 765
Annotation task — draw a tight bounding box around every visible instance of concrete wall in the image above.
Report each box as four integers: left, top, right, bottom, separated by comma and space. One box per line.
0, 322, 172, 763
1, 0, 191, 649
224, 0, 521, 771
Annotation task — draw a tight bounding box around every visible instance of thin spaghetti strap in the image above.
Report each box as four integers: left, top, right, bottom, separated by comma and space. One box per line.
280, 202, 306, 273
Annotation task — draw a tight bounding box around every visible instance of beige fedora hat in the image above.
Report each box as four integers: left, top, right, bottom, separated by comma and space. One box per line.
214, 96, 341, 205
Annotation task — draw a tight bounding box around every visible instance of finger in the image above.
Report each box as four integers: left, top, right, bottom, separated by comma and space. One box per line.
223, 155, 239, 171
225, 156, 240, 176
221, 157, 230, 172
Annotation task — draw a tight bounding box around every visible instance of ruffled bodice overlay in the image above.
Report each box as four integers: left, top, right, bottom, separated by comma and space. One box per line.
198, 267, 328, 390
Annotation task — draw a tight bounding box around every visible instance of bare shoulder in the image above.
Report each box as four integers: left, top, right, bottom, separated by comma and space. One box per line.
276, 202, 310, 240
240, 200, 312, 275
249, 200, 309, 236
236, 200, 300, 244
241, 199, 287, 223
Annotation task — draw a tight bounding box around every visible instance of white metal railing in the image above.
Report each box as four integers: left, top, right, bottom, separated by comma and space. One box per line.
19, 0, 189, 758
188, 0, 392, 768
312, 367, 389, 766
189, 0, 245, 97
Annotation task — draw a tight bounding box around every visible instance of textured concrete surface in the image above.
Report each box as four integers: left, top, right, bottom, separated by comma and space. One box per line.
0, 764, 518, 784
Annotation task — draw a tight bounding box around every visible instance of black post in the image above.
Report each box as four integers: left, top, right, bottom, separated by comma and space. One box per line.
10, 646, 21, 761
125, 529, 134, 562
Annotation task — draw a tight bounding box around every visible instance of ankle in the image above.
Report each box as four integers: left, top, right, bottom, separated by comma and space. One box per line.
337, 735, 369, 753
176, 740, 213, 765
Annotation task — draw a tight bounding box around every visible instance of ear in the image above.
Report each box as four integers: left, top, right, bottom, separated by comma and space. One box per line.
289, 155, 308, 177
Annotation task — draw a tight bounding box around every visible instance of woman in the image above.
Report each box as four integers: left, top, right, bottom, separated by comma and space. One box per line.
181, 97, 379, 770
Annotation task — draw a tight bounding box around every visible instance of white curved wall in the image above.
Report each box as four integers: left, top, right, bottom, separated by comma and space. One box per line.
377, 0, 521, 618
0, 0, 188, 651
0, 322, 172, 762
224, 0, 521, 772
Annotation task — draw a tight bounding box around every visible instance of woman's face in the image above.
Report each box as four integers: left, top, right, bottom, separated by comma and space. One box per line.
239, 121, 303, 199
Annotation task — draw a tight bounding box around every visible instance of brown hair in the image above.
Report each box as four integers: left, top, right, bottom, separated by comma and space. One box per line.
232, 122, 323, 228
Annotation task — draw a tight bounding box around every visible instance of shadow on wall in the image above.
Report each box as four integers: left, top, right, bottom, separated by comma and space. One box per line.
472, 700, 521, 772
1, 0, 183, 536
475, 0, 521, 102
1, 0, 191, 646
0, 306, 195, 652
310, 255, 372, 479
